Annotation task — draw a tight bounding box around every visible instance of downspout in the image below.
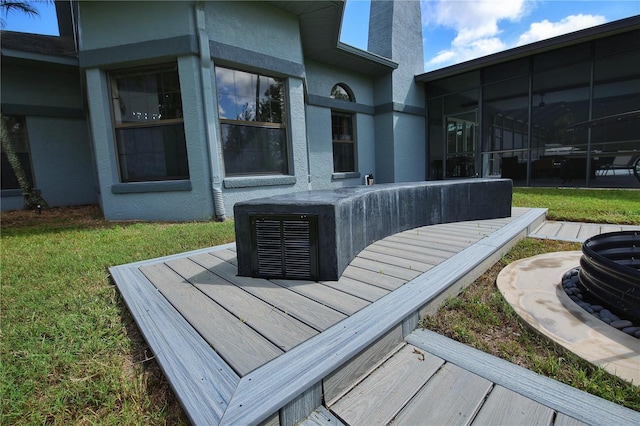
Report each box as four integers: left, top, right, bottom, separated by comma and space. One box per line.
195, 1, 226, 220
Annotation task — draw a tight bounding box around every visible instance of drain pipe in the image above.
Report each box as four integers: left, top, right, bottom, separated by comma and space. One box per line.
195, 2, 226, 220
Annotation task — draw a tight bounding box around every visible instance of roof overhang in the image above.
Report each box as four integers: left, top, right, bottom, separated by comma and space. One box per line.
267, 1, 397, 76
0, 31, 78, 67
416, 15, 640, 83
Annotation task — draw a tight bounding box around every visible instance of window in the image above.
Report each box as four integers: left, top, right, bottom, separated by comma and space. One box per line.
215, 67, 287, 176
1, 115, 34, 190
329, 84, 356, 173
110, 65, 189, 182
330, 84, 353, 102
332, 111, 356, 172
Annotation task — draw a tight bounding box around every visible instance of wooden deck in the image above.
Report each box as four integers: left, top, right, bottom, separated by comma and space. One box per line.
108, 207, 636, 425
530, 220, 640, 242
324, 329, 639, 426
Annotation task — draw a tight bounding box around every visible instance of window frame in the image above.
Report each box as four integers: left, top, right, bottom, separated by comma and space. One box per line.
331, 110, 357, 173
108, 63, 190, 183
215, 66, 289, 177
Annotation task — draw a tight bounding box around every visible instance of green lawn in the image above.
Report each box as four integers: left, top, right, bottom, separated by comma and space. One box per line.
1, 189, 638, 423
513, 187, 640, 224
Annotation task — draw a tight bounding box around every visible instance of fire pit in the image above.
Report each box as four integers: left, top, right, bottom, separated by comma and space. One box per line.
579, 231, 640, 324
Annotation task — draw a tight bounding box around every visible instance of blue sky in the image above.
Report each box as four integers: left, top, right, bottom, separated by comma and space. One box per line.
3, 1, 639, 72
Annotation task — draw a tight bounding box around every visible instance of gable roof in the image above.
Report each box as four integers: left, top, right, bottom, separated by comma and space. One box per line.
1, 30, 77, 65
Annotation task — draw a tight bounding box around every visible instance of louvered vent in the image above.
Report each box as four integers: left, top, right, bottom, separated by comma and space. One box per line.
250, 214, 318, 280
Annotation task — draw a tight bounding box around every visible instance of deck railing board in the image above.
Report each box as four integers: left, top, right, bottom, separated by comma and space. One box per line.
166, 257, 318, 352
407, 329, 640, 426
140, 262, 283, 375
218, 208, 548, 425
109, 265, 239, 425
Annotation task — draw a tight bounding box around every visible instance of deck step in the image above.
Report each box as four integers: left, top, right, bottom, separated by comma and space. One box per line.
327, 329, 639, 425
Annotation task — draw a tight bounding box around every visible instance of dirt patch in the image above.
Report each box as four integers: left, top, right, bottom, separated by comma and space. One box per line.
1, 204, 107, 230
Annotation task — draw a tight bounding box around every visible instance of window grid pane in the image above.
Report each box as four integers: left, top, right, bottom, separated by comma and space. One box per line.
110, 65, 189, 182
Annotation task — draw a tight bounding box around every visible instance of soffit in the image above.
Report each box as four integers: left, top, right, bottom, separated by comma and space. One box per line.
266, 1, 397, 76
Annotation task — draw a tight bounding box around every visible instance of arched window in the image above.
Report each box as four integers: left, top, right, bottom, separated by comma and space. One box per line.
330, 84, 354, 102
330, 84, 356, 173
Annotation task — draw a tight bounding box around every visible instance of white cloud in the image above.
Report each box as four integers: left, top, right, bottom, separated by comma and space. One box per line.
423, 0, 530, 69
516, 14, 607, 46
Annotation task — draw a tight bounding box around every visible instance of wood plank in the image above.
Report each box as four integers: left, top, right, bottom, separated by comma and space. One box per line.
218, 208, 548, 425
553, 413, 589, 426
298, 406, 346, 426
392, 362, 492, 426
191, 252, 347, 331
576, 225, 600, 241
557, 222, 581, 240
350, 257, 422, 281
472, 385, 554, 426
280, 382, 322, 426
330, 344, 444, 426
342, 265, 408, 291
324, 326, 404, 405
139, 262, 283, 376
356, 247, 436, 273
321, 276, 390, 303
368, 239, 450, 263
271, 279, 370, 316
534, 221, 562, 238
165, 258, 318, 351
109, 265, 239, 425
407, 329, 640, 426
387, 231, 473, 250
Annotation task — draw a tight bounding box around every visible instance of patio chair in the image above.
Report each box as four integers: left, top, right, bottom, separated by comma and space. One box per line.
599, 155, 638, 176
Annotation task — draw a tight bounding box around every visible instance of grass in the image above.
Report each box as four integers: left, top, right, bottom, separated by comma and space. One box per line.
420, 238, 640, 411
513, 187, 640, 224
1, 206, 233, 424
1, 188, 639, 423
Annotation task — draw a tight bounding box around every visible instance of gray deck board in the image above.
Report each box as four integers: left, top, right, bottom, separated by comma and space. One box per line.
166, 257, 318, 351
112, 207, 591, 425
368, 239, 451, 262
109, 265, 239, 425
349, 257, 422, 281
407, 329, 640, 426
140, 262, 283, 375
329, 344, 444, 426
356, 246, 437, 273
219, 208, 549, 425
320, 276, 390, 303
191, 252, 347, 331
472, 385, 555, 426
341, 265, 408, 291
271, 279, 370, 316
391, 362, 491, 426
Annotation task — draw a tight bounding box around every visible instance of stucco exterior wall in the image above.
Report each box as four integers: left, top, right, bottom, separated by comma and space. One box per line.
1, 59, 96, 210
78, 1, 194, 50
305, 60, 376, 189
204, 1, 303, 64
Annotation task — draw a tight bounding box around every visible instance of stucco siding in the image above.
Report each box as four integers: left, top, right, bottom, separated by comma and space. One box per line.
78, 1, 195, 51
305, 60, 374, 105
204, 1, 303, 65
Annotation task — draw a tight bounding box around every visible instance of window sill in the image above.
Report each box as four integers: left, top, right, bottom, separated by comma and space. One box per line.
1, 189, 24, 197
223, 175, 296, 189
111, 180, 192, 194
332, 172, 361, 180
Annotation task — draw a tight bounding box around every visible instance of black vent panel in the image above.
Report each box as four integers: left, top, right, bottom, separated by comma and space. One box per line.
250, 214, 318, 280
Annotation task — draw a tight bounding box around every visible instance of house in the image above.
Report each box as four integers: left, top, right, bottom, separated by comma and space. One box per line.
1, 1, 638, 220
